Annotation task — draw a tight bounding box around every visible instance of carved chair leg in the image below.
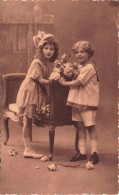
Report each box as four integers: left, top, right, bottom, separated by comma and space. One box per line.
75, 129, 80, 154
49, 125, 55, 161
4, 116, 10, 145
30, 128, 32, 142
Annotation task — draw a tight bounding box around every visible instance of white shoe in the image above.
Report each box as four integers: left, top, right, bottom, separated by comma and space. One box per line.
23, 150, 43, 159
41, 155, 49, 162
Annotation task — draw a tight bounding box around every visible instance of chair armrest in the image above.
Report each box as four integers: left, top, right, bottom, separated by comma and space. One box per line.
3, 73, 26, 81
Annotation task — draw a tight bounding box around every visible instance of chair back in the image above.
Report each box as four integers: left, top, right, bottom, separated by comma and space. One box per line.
2, 73, 26, 109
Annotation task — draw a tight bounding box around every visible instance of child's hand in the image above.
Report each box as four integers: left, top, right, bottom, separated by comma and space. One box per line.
58, 77, 65, 85
49, 79, 53, 85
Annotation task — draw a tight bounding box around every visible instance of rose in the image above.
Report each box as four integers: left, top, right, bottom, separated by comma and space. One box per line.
53, 67, 61, 73
85, 161, 94, 170
63, 63, 73, 77
54, 59, 61, 68
61, 53, 70, 63
48, 163, 57, 171
49, 72, 60, 81
73, 62, 79, 69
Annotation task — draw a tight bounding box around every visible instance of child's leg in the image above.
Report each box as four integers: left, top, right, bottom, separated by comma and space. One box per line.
23, 116, 32, 138
72, 108, 85, 155
76, 122, 87, 160
80, 110, 99, 164
70, 107, 87, 161
78, 122, 86, 155
23, 116, 43, 158
87, 125, 98, 154
74, 121, 80, 155
23, 116, 32, 151
87, 125, 99, 164
70, 121, 87, 161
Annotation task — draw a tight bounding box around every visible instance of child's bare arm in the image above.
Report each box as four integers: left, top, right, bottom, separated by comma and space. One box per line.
59, 77, 81, 86
38, 78, 51, 85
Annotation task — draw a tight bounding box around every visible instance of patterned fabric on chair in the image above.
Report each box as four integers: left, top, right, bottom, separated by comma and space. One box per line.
2, 73, 26, 145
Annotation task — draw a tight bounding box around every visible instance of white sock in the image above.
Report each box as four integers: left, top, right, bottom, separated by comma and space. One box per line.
79, 139, 86, 154
23, 137, 32, 152
91, 139, 98, 154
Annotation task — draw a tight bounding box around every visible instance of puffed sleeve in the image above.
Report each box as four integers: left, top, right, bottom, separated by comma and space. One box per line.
77, 64, 96, 86
27, 61, 44, 80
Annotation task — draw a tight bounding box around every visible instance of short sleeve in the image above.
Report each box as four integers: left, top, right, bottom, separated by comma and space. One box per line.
27, 61, 44, 80
77, 64, 96, 86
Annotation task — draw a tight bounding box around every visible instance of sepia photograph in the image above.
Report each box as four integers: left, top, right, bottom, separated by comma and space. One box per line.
0, 0, 118, 194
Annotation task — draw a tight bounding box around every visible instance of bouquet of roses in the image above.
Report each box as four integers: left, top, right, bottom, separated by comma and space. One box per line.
49, 54, 80, 81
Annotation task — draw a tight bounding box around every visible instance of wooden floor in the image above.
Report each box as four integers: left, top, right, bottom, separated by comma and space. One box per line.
1, 113, 118, 194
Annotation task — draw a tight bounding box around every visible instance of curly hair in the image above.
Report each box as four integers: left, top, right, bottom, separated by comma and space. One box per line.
34, 37, 59, 62
72, 41, 94, 57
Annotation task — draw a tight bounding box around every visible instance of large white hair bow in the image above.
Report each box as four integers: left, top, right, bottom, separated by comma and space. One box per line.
33, 31, 54, 48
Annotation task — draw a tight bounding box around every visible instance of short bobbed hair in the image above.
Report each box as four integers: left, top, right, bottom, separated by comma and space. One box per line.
72, 41, 94, 57
34, 37, 59, 62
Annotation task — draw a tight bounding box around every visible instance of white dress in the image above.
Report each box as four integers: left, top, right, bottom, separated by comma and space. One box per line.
66, 61, 99, 111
